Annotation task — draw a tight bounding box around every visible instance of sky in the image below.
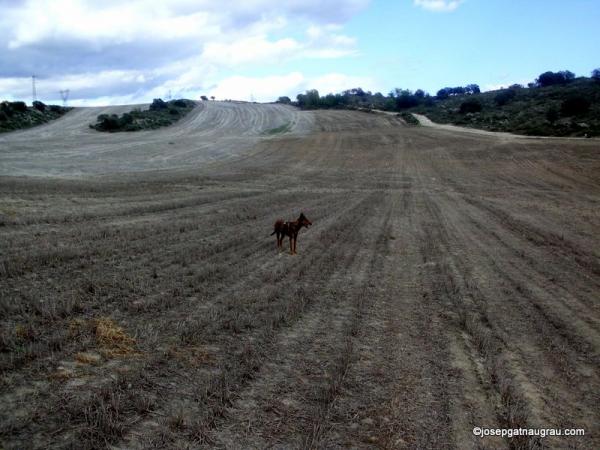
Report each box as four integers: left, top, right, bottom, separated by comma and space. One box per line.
0, 0, 598, 106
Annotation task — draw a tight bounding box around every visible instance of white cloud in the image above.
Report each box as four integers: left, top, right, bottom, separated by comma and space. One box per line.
208, 72, 378, 102
309, 73, 377, 96
414, 0, 463, 12
483, 79, 530, 92
209, 72, 305, 102
201, 37, 303, 67
0, 0, 370, 104
200, 26, 357, 68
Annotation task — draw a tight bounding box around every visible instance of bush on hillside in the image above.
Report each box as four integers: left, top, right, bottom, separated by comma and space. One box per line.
91, 99, 194, 132
546, 107, 559, 123
33, 101, 46, 112
494, 89, 517, 106
149, 98, 168, 111
0, 101, 13, 116
0, 100, 69, 133
395, 92, 420, 109
459, 98, 482, 114
11, 101, 27, 112
96, 114, 120, 131
560, 96, 591, 116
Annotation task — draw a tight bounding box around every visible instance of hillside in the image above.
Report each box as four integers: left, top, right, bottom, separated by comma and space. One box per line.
0, 101, 70, 133
287, 71, 600, 137
0, 101, 307, 176
412, 78, 600, 137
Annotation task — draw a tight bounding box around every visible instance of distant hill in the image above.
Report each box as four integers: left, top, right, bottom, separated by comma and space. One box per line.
412, 78, 600, 137
287, 70, 600, 137
0, 101, 70, 133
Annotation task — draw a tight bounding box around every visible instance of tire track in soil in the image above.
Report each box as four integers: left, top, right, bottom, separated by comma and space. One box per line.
207, 193, 393, 449
417, 193, 542, 450
419, 191, 596, 449
433, 192, 600, 445
0, 192, 333, 368
0, 192, 350, 446
113, 192, 383, 449
315, 189, 492, 449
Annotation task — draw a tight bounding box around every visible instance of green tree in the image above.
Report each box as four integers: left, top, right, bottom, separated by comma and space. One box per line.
297, 89, 320, 109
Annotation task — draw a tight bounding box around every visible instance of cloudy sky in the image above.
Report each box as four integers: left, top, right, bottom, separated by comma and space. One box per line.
0, 0, 598, 105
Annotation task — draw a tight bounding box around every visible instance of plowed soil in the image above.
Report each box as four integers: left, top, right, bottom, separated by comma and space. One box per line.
1, 103, 599, 449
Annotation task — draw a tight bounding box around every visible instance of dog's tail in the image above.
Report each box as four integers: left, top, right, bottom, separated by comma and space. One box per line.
270, 229, 276, 236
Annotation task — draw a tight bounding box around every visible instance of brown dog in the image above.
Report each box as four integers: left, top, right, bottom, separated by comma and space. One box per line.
271, 212, 312, 254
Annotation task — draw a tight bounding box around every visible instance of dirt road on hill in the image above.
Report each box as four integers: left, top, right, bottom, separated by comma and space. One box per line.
1, 103, 599, 449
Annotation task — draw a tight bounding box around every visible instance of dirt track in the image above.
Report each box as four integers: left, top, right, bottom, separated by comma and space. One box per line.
1, 103, 599, 449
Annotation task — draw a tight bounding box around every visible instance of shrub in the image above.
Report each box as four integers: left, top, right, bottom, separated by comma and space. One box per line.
276, 96, 291, 104
98, 114, 120, 131
0, 111, 7, 122
49, 105, 63, 112
32, 101, 46, 112
592, 69, 600, 82
91, 98, 193, 132
546, 107, 559, 123
395, 94, 419, 110
0, 101, 13, 116
11, 101, 27, 112
560, 96, 591, 116
120, 113, 133, 125
494, 89, 517, 106
459, 99, 482, 113
399, 112, 419, 125
149, 98, 167, 111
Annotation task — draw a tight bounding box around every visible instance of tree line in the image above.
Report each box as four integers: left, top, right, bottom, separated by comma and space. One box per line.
280, 68, 600, 112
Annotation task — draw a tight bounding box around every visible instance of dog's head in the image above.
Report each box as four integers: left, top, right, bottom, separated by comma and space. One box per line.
298, 212, 312, 228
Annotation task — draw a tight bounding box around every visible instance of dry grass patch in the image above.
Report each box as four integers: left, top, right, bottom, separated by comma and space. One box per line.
94, 317, 138, 357
75, 351, 102, 365
50, 367, 75, 380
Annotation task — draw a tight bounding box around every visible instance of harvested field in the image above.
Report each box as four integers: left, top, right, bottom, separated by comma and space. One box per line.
0, 102, 599, 449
